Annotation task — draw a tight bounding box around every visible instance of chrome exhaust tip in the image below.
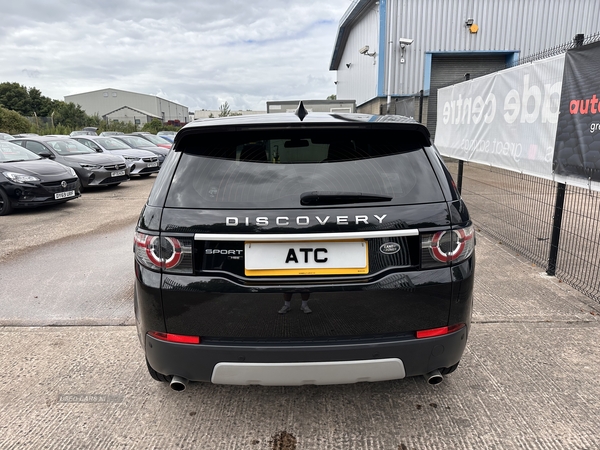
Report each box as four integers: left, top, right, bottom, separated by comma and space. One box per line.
424, 369, 443, 385
170, 376, 188, 391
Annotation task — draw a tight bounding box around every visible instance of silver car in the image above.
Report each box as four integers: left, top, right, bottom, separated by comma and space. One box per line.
112, 135, 169, 164
10, 137, 129, 189
72, 136, 160, 177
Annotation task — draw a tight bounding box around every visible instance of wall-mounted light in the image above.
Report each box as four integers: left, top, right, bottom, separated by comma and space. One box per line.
465, 18, 479, 33
346, 63, 351, 68
398, 38, 413, 63
359, 45, 377, 64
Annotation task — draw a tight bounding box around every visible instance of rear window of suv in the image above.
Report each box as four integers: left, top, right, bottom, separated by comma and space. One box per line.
166, 129, 444, 208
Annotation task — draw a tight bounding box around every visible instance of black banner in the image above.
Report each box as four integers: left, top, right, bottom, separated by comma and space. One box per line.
554, 41, 600, 182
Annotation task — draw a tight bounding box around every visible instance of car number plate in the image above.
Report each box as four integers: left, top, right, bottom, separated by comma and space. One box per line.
244, 240, 368, 276
54, 190, 75, 200
147, 162, 158, 168
111, 170, 126, 177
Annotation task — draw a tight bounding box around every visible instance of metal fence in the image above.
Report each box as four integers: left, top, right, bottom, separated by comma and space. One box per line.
447, 33, 600, 302
436, 33, 600, 304
444, 161, 600, 303
376, 34, 600, 302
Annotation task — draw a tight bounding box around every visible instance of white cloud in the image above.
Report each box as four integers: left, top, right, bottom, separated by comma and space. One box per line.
0, 0, 351, 111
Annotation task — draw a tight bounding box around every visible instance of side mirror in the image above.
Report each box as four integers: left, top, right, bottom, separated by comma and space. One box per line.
39, 152, 54, 159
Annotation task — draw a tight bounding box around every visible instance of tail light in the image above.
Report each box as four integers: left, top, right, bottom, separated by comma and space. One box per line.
148, 331, 200, 344
421, 224, 475, 268
416, 323, 465, 339
134, 232, 193, 273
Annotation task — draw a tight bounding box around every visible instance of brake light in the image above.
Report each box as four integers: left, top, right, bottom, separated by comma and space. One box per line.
421, 225, 475, 267
148, 331, 201, 344
416, 323, 465, 339
134, 232, 193, 273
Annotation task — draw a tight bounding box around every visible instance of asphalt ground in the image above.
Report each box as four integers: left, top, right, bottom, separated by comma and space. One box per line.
1, 175, 600, 449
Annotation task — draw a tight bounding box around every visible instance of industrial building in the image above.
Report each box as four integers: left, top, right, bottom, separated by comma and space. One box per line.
266, 100, 356, 114
64, 88, 189, 125
330, 0, 600, 135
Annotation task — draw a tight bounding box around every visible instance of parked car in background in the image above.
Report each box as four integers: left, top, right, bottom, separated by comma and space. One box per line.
156, 134, 174, 144
70, 130, 97, 137
112, 135, 169, 163
99, 131, 124, 137
10, 136, 129, 189
135, 106, 475, 391
0, 140, 80, 215
12, 133, 39, 138
130, 132, 172, 149
156, 131, 177, 142
72, 136, 160, 177
0, 133, 14, 141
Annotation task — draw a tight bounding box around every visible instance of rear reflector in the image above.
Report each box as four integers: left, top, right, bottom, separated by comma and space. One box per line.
416, 323, 465, 339
148, 331, 201, 344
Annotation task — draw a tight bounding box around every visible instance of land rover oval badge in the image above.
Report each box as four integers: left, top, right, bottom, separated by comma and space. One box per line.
380, 242, 401, 255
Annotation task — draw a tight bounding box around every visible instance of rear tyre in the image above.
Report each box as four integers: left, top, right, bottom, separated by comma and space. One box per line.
0, 188, 14, 216
146, 359, 172, 383
440, 361, 460, 375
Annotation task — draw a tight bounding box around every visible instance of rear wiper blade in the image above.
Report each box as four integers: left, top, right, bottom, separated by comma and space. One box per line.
300, 191, 393, 206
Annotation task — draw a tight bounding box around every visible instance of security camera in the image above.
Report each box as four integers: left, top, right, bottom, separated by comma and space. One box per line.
359, 45, 370, 55
399, 38, 414, 48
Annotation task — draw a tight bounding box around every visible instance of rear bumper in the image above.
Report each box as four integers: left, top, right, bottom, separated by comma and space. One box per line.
145, 326, 468, 384
137, 256, 475, 384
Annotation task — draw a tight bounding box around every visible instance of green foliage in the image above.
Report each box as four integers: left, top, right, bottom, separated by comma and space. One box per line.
218, 101, 231, 117
218, 101, 243, 117
0, 82, 59, 117
0, 82, 32, 116
142, 119, 180, 133
38, 125, 71, 136
28, 87, 55, 116
0, 106, 34, 134
97, 121, 139, 134
327, 94, 337, 100
142, 119, 164, 134
53, 102, 89, 129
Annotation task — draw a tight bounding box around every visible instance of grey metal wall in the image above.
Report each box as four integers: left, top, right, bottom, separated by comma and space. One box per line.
336, 5, 382, 106
390, 0, 600, 95
336, 0, 600, 104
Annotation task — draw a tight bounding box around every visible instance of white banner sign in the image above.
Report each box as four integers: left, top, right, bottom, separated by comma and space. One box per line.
435, 54, 565, 179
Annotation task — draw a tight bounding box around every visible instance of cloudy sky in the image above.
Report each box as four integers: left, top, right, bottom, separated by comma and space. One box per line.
1, 1, 351, 112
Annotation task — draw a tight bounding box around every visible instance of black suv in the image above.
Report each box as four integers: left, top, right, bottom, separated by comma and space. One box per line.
134, 105, 475, 390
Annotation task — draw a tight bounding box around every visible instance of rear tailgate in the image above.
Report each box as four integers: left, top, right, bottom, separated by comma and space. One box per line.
160, 204, 454, 340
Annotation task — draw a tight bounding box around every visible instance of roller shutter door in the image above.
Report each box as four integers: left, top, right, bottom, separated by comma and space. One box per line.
427, 54, 507, 139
